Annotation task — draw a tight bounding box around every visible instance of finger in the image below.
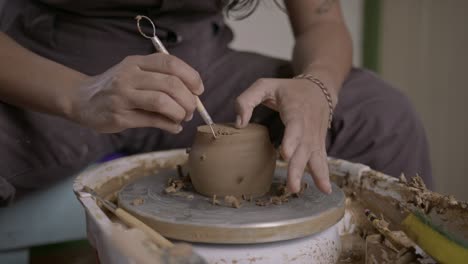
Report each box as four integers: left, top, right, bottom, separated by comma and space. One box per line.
137, 53, 204, 95
307, 150, 332, 194
235, 78, 277, 128
122, 109, 183, 134
133, 72, 197, 120
280, 119, 303, 162
127, 90, 186, 123
286, 144, 310, 193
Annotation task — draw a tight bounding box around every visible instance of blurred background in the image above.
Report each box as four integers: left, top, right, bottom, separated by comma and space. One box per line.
227, 0, 468, 201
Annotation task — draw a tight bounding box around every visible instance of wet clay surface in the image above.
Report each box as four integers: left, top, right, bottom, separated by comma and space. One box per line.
188, 123, 276, 198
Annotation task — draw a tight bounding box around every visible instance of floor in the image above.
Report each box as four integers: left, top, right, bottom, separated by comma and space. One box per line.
30, 240, 97, 264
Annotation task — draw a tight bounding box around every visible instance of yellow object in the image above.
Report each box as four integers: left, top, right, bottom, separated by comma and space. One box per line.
402, 213, 468, 264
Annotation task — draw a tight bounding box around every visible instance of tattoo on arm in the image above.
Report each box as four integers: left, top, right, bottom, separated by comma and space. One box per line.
316, 0, 337, 14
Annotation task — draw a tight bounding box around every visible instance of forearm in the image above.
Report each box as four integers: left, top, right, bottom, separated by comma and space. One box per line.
0, 32, 87, 118
292, 21, 352, 101
286, 0, 353, 104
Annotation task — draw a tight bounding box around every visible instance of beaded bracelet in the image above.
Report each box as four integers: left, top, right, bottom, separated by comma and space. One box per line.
293, 74, 334, 129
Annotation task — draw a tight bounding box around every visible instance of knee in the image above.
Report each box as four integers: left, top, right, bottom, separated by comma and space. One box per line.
341, 69, 424, 138
372, 87, 418, 135
377, 88, 423, 143
335, 69, 432, 185
364, 86, 432, 185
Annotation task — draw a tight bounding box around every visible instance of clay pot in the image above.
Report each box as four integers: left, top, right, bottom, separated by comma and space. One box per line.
188, 123, 276, 198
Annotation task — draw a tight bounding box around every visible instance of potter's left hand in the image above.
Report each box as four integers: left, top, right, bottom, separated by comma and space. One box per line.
235, 78, 336, 194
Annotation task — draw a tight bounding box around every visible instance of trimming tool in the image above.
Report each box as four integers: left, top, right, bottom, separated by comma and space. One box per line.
135, 15, 218, 139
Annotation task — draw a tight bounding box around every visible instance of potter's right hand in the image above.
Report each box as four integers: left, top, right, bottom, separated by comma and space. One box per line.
68, 53, 203, 133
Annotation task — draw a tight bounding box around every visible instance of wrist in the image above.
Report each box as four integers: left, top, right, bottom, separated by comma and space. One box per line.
294, 73, 336, 129
58, 73, 90, 122
301, 64, 341, 106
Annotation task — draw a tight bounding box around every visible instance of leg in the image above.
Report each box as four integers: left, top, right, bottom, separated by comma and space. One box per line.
328, 68, 433, 188
0, 104, 121, 204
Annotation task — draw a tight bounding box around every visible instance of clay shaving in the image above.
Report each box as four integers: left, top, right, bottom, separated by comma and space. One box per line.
163, 169, 312, 210
215, 127, 239, 136
211, 194, 220, 205
164, 165, 192, 194
402, 174, 467, 215
210, 194, 243, 208
364, 209, 415, 251
131, 197, 145, 206
253, 182, 309, 207
363, 209, 423, 264
164, 178, 185, 194
360, 170, 467, 218
224, 195, 242, 208
399, 173, 407, 184
241, 194, 253, 202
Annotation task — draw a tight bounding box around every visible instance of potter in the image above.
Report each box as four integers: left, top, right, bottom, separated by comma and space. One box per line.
188, 123, 276, 198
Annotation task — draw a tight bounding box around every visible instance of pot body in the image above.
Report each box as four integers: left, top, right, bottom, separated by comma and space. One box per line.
188, 123, 276, 197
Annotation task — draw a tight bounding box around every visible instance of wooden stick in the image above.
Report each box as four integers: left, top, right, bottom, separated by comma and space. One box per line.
114, 207, 174, 249
83, 186, 173, 249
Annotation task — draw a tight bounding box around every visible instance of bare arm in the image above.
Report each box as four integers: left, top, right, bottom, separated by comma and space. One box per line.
286, 0, 353, 102
235, 0, 352, 194
0, 32, 203, 133
0, 32, 86, 117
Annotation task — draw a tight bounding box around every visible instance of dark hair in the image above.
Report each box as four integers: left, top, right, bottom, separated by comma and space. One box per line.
221, 0, 285, 20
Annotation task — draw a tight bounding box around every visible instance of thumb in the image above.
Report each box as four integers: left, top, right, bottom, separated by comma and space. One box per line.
235, 78, 277, 128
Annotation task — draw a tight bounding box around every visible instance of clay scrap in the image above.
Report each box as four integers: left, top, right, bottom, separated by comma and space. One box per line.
164, 163, 313, 210
215, 126, 239, 136
131, 197, 145, 206
364, 209, 420, 264
364, 209, 415, 252
211, 194, 220, 206
253, 182, 309, 207
164, 178, 185, 194
224, 195, 242, 208
164, 165, 192, 194
207, 182, 310, 208
403, 175, 467, 215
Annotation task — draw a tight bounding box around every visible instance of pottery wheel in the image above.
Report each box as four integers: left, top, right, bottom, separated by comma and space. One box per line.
118, 166, 345, 244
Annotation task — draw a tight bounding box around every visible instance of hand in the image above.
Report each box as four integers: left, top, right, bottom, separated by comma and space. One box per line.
68, 53, 203, 133
235, 78, 334, 194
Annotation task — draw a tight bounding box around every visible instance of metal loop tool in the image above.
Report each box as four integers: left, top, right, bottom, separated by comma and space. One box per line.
136, 15, 217, 138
